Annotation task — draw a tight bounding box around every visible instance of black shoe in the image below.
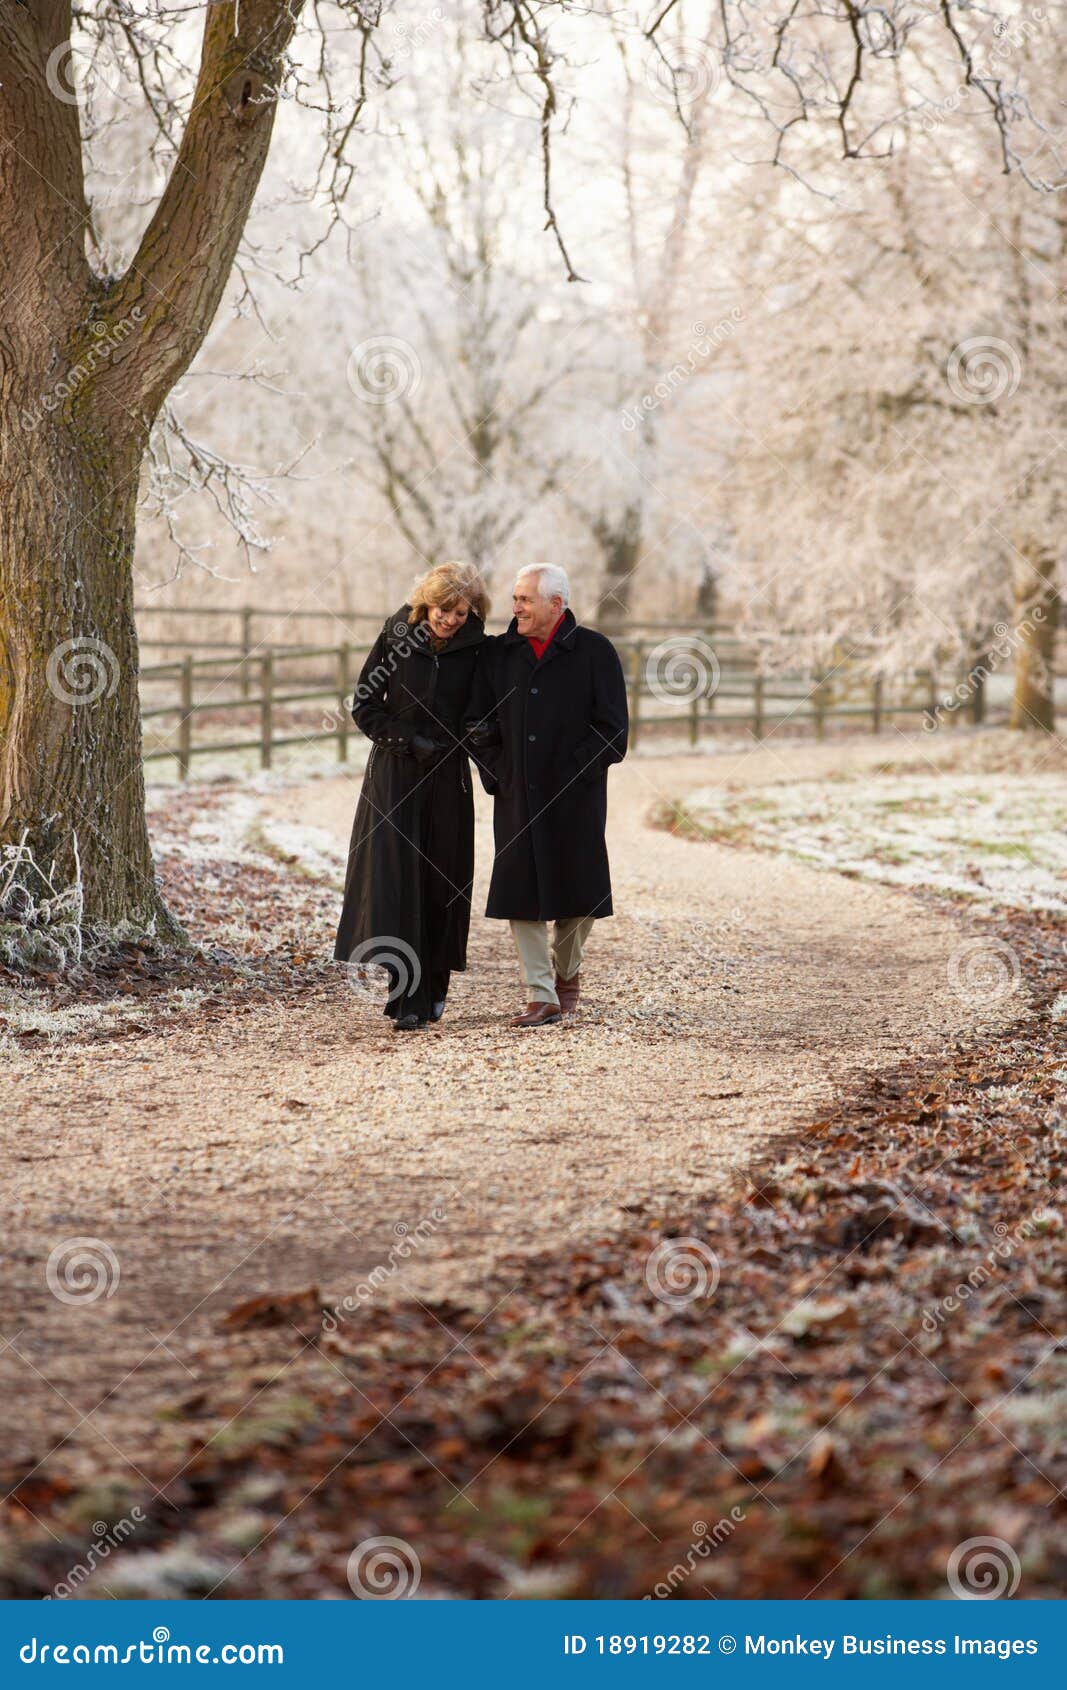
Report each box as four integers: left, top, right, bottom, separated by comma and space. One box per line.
428, 999, 446, 1022
393, 1012, 422, 1031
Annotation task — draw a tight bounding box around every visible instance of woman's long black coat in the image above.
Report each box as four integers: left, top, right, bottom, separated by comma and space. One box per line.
334, 608, 484, 972
470, 611, 629, 921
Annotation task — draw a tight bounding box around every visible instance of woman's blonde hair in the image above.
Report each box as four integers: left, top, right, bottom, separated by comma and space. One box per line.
408, 560, 490, 625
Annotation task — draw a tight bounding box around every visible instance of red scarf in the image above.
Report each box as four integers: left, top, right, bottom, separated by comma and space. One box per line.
527, 612, 565, 661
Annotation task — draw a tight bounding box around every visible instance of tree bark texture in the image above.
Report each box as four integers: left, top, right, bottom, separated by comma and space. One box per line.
0, 0, 302, 935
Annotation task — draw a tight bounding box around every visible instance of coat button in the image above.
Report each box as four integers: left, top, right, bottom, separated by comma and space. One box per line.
528, 733, 536, 741
530, 686, 539, 695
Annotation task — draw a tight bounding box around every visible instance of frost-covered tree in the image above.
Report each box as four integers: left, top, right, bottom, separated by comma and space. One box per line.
720, 5, 1064, 726
326, 13, 593, 583
0, 0, 1047, 951
0, 0, 588, 940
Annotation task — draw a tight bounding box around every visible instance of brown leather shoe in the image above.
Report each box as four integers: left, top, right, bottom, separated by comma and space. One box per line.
509, 1001, 562, 1028
555, 971, 580, 1014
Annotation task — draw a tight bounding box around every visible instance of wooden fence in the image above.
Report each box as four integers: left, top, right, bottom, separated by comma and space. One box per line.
135, 604, 736, 661
139, 630, 978, 778
137, 605, 386, 660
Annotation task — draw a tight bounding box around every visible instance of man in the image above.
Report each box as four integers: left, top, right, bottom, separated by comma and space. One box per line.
469, 565, 629, 1027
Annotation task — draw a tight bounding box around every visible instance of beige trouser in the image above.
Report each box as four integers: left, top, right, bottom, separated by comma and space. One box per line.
510, 916, 596, 1005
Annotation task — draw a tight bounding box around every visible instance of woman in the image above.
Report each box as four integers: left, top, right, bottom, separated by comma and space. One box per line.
334, 562, 490, 1030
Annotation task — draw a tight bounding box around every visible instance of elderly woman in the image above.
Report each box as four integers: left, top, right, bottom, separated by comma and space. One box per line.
334, 562, 490, 1030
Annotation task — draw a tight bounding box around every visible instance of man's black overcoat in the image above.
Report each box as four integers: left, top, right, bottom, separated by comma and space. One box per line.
471, 611, 629, 921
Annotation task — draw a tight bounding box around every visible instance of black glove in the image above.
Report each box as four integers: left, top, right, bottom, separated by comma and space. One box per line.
465, 718, 499, 750
410, 732, 447, 764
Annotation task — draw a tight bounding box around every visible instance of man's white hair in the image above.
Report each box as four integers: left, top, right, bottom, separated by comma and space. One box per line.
515, 563, 570, 607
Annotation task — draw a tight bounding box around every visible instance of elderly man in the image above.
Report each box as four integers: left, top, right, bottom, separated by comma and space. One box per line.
469, 565, 629, 1027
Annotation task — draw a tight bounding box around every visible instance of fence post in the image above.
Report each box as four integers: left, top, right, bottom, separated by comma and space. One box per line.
813, 671, 828, 741
946, 673, 961, 727
872, 675, 883, 734
260, 648, 274, 770
629, 643, 643, 750
240, 606, 253, 700
689, 690, 700, 747
753, 671, 765, 741
971, 649, 988, 724
178, 655, 193, 781
337, 642, 350, 762
927, 670, 939, 724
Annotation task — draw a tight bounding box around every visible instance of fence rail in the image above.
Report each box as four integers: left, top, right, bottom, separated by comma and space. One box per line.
138, 633, 980, 778
135, 604, 738, 660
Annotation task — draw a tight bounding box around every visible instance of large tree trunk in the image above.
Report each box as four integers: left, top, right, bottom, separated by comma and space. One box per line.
0, 415, 166, 940
1009, 545, 1058, 732
594, 505, 643, 630
695, 562, 718, 621
0, 0, 301, 949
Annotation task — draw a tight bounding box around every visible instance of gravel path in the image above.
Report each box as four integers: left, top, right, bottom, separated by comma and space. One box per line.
0, 748, 1013, 1486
